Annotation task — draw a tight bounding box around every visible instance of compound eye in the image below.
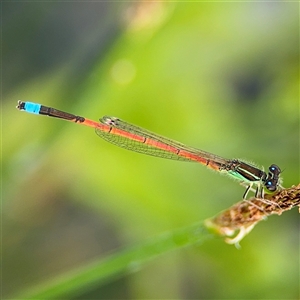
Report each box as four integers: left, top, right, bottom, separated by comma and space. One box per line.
269, 164, 281, 174
265, 180, 276, 192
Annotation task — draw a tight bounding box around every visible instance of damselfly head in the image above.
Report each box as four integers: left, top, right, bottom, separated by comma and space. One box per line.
264, 164, 282, 193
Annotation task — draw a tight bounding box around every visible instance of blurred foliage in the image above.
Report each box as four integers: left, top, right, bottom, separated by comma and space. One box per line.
3, 1, 299, 299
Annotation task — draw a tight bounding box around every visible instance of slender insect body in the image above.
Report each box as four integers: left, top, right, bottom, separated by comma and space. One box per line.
17, 101, 282, 199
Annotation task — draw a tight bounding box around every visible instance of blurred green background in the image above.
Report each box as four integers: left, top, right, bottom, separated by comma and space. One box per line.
3, 2, 299, 299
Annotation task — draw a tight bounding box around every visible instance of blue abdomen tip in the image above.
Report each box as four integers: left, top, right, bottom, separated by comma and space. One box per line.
24, 102, 41, 114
